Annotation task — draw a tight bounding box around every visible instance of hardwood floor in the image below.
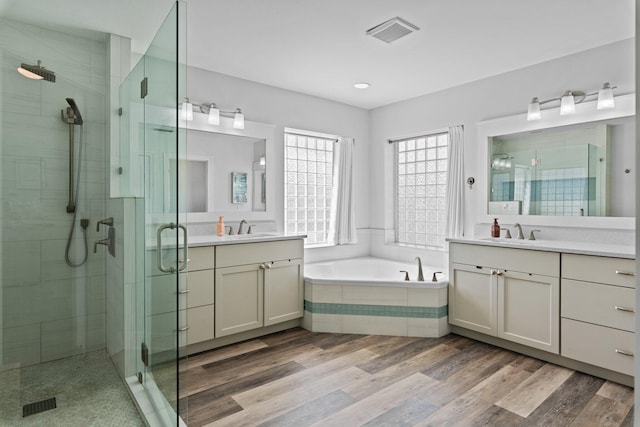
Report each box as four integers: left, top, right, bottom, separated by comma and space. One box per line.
180, 328, 634, 427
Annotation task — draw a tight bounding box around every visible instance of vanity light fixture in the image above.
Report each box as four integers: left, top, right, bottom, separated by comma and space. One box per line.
259, 155, 266, 166
180, 100, 245, 129
526, 82, 616, 121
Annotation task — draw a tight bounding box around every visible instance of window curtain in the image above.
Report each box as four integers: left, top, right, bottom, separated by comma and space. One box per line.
445, 125, 465, 238
328, 136, 357, 245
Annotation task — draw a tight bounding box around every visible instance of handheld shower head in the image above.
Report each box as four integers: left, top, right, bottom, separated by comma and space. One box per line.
17, 60, 56, 82
66, 98, 83, 125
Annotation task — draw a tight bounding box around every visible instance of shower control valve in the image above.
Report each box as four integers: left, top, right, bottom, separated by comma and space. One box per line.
96, 217, 114, 232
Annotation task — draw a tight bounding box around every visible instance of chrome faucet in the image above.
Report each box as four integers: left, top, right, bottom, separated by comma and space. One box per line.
238, 220, 248, 234
415, 257, 425, 281
225, 225, 234, 235
513, 223, 525, 239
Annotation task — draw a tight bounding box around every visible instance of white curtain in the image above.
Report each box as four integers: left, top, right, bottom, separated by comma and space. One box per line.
445, 125, 465, 238
328, 136, 357, 245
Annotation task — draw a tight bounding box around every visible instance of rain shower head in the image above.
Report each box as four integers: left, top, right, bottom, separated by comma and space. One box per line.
17, 60, 56, 82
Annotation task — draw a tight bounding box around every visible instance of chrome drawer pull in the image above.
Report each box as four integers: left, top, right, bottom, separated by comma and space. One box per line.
615, 270, 635, 276
178, 289, 190, 294
177, 326, 189, 332
615, 349, 634, 357
614, 306, 634, 313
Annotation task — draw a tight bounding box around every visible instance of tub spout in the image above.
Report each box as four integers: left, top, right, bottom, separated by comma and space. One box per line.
415, 257, 424, 281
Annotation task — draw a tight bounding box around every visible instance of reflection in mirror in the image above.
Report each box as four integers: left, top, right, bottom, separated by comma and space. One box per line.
489, 116, 634, 217
187, 129, 266, 214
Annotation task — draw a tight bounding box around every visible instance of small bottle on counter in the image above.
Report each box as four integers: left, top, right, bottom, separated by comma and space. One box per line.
491, 218, 500, 238
216, 216, 225, 236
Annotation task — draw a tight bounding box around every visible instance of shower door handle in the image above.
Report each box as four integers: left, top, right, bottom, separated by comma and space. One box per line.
178, 224, 188, 272
157, 223, 189, 273
157, 223, 177, 273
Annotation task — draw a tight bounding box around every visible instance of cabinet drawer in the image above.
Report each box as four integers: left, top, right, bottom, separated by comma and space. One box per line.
561, 318, 634, 376
562, 279, 635, 332
186, 305, 215, 345
180, 270, 214, 308
449, 243, 559, 276
562, 254, 635, 288
187, 246, 215, 271
216, 239, 303, 267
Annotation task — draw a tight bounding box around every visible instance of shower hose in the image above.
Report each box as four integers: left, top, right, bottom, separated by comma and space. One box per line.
64, 124, 89, 267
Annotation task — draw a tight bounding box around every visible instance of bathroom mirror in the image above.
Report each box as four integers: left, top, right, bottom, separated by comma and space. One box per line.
478, 93, 635, 229
183, 114, 275, 222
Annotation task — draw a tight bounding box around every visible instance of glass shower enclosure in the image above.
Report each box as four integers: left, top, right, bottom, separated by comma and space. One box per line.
119, 1, 189, 424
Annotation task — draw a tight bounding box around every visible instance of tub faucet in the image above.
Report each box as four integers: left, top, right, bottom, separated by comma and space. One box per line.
415, 257, 425, 281
238, 220, 248, 234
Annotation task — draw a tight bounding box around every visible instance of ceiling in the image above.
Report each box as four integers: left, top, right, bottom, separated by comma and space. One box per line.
1, 0, 634, 109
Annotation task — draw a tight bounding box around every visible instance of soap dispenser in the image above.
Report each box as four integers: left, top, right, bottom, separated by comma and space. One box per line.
216, 216, 225, 236
491, 218, 500, 238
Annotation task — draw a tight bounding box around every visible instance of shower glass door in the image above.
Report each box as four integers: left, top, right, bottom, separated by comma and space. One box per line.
135, 1, 187, 424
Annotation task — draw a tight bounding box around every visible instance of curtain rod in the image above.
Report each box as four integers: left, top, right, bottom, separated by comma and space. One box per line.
285, 131, 339, 142
387, 125, 463, 144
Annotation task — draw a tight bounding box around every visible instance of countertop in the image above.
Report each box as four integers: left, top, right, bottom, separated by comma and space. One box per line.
188, 233, 305, 247
447, 237, 635, 259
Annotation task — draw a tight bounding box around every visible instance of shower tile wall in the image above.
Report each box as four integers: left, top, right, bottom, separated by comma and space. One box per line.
0, 18, 108, 367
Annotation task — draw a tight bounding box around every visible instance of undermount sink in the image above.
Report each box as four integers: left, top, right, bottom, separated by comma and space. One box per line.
215, 233, 276, 240
478, 237, 544, 245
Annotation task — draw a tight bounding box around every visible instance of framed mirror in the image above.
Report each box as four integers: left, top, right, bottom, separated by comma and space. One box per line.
183, 113, 275, 222
478, 93, 635, 229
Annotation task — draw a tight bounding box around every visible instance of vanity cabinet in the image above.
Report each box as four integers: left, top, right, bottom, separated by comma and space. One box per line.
180, 246, 216, 345
215, 239, 304, 338
560, 254, 636, 376
449, 243, 560, 353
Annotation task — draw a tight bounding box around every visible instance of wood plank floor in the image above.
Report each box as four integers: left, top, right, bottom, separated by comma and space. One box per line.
180, 328, 634, 427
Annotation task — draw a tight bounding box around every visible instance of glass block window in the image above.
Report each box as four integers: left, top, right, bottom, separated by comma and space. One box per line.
284, 129, 335, 245
539, 167, 588, 216
394, 132, 448, 248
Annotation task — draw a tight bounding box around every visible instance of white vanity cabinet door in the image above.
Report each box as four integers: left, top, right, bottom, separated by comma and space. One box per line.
215, 263, 264, 337
264, 258, 304, 326
498, 270, 559, 353
448, 263, 497, 335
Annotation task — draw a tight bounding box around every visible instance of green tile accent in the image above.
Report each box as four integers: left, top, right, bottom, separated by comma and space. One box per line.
304, 300, 448, 319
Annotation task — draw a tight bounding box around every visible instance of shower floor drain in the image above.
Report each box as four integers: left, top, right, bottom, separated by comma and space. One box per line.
23, 397, 57, 417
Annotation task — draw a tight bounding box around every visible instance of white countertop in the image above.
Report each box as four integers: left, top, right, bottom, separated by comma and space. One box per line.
147, 233, 305, 250
188, 233, 305, 247
447, 237, 635, 259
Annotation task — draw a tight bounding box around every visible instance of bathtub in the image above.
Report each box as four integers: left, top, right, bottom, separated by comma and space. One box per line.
303, 257, 450, 338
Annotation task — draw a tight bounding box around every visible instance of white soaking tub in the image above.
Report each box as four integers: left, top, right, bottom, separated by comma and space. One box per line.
303, 257, 450, 338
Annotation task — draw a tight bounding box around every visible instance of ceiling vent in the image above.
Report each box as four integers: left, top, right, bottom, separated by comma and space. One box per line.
365, 17, 420, 44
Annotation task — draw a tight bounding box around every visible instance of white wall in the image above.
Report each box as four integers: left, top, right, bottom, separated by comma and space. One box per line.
187, 67, 371, 260
369, 39, 634, 261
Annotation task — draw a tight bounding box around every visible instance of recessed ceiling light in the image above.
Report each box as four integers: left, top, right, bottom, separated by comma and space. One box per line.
354, 82, 370, 89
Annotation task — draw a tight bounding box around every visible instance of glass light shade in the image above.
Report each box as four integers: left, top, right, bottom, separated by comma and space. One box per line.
207, 104, 220, 125
559, 92, 575, 115
527, 97, 541, 121
597, 82, 615, 110
233, 108, 245, 129
180, 98, 193, 121
259, 155, 266, 166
